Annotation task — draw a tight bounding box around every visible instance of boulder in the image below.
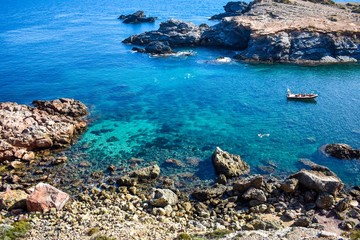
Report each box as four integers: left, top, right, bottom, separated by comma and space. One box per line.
0, 188, 28, 210
233, 175, 263, 192
26, 183, 70, 212
150, 188, 178, 207
192, 184, 227, 201
210, 1, 249, 20
118, 11, 156, 24
280, 178, 299, 193
129, 164, 160, 181
212, 147, 250, 178
291, 169, 343, 195
324, 143, 360, 160
144, 41, 173, 55
315, 192, 335, 209
242, 187, 267, 203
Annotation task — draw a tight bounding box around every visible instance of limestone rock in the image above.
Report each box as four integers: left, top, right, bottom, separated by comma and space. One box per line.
315, 192, 335, 209
191, 184, 227, 201
26, 183, 70, 212
212, 147, 250, 178
233, 175, 263, 192
291, 169, 343, 195
129, 164, 160, 181
0, 99, 88, 162
280, 178, 299, 193
150, 188, 178, 207
0, 188, 28, 210
324, 143, 360, 160
242, 187, 267, 202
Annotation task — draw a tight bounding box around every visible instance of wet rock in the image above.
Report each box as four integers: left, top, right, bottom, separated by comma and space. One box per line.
123, 19, 207, 47
280, 178, 299, 193
0, 188, 28, 210
150, 188, 178, 207
144, 41, 173, 55
26, 183, 70, 212
212, 147, 250, 178
118, 11, 156, 24
324, 143, 360, 160
291, 169, 343, 195
316, 192, 335, 209
192, 184, 227, 201
116, 176, 137, 187
233, 175, 263, 192
129, 164, 160, 181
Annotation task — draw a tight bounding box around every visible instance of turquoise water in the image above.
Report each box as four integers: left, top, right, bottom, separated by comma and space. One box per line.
1, 0, 360, 185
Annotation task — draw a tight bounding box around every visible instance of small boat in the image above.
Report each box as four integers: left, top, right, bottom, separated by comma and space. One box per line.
287, 89, 318, 100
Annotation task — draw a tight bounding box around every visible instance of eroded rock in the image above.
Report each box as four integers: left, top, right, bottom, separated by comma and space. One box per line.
212, 147, 250, 178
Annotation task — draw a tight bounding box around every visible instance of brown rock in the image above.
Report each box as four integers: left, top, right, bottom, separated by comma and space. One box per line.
0, 188, 28, 210
280, 178, 299, 193
129, 164, 160, 181
212, 147, 250, 178
233, 175, 263, 192
26, 183, 70, 212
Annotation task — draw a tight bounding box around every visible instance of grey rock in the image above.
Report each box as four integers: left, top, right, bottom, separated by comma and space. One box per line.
144, 41, 173, 55
291, 169, 343, 195
192, 184, 227, 201
293, 216, 312, 227
324, 143, 360, 160
210, 2, 249, 20
280, 178, 299, 193
212, 147, 250, 178
242, 187, 267, 202
118, 11, 156, 24
129, 164, 160, 181
233, 175, 263, 192
150, 188, 178, 207
315, 192, 335, 209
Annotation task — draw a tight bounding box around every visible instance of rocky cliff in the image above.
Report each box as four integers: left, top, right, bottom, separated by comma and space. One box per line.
123, 0, 360, 63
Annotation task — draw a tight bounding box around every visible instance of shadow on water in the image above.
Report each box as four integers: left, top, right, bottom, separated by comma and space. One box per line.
195, 157, 216, 181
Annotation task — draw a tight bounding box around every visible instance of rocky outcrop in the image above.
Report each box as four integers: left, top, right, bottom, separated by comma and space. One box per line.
123, 0, 360, 63
123, 19, 209, 47
324, 143, 360, 160
129, 164, 160, 181
191, 184, 227, 201
210, 1, 249, 20
118, 11, 156, 24
0, 98, 88, 161
26, 183, 70, 212
132, 41, 174, 55
212, 147, 250, 178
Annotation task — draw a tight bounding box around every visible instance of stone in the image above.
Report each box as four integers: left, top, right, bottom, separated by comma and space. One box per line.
119, 11, 156, 24
116, 176, 137, 186
212, 147, 249, 178
26, 183, 70, 212
324, 143, 360, 160
233, 175, 263, 192
150, 188, 178, 207
293, 216, 312, 227
281, 210, 297, 221
0, 99, 88, 161
210, 1, 249, 20
144, 41, 173, 55
291, 169, 343, 195
280, 178, 299, 193
242, 188, 267, 203
336, 198, 350, 212
315, 192, 335, 209
0, 188, 28, 210
129, 164, 160, 181
191, 184, 227, 201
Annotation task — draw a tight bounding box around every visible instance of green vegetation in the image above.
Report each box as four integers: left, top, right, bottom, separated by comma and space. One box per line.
87, 227, 100, 236
349, 229, 360, 240
93, 235, 116, 240
0, 220, 31, 240
205, 229, 232, 239
304, 0, 335, 5
274, 0, 292, 4
176, 229, 232, 240
177, 233, 192, 240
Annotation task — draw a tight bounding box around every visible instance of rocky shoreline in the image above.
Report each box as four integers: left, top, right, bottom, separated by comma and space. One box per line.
122, 0, 360, 64
1, 99, 360, 239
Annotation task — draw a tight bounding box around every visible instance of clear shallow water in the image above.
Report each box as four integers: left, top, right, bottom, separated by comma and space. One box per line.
1, 0, 360, 185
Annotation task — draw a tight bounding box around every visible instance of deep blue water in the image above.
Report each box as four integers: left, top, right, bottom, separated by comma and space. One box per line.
1, 0, 360, 185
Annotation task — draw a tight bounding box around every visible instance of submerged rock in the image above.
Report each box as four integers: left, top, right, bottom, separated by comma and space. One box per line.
118, 11, 156, 24
212, 147, 250, 178
26, 183, 70, 212
324, 143, 360, 160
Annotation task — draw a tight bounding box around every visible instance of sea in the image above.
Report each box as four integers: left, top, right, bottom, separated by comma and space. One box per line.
0, 0, 359, 186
